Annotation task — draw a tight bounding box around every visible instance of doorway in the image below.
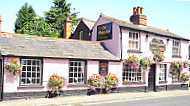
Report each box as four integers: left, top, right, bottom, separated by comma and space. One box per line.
148, 64, 156, 91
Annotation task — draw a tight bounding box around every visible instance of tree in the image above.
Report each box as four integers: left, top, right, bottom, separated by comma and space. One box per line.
45, 0, 79, 34
15, 3, 36, 33
17, 17, 59, 37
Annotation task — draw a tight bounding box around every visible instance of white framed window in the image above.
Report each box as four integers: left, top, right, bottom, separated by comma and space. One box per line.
128, 31, 139, 50
69, 61, 85, 84
122, 65, 144, 82
79, 31, 83, 40
159, 64, 166, 81
172, 40, 180, 56
20, 59, 42, 86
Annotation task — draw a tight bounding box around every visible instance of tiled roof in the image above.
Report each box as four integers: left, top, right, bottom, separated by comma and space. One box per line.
100, 14, 190, 41
0, 32, 119, 61
81, 17, 96, 30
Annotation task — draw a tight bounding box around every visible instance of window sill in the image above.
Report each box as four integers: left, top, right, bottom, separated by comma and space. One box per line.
18, 85, 44, 89
172, 81, 182, 83
123, 81, 146, 85
172, 55, 181, 58
159, 81, 167, 84
67, 84, 88, 87
127, 50, 142, 54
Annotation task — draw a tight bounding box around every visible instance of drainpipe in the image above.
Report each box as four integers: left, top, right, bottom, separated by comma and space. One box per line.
119, 26, 123, 61
1, 56, 4, 101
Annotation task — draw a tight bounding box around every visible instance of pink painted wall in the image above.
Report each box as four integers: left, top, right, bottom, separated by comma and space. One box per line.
87, 61, 99, 78
91, 17, 121, 58
121, 28, 189, 86
3, 57, 123, 92
108, 62, 122, 86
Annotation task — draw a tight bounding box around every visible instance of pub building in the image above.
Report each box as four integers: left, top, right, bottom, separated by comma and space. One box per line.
91, 6, 190, 92
0, 6, 189, 101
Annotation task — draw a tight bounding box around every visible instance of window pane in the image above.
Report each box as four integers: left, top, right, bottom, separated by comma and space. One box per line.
27, 60, 31, 65
27, 66, 31, 71
129, 32, 132, 38
22, 66, 26, 71
32, 60, 36, 65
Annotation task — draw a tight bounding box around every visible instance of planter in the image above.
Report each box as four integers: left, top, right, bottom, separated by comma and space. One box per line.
87, 87, 118, 95
45, 91, 61, 98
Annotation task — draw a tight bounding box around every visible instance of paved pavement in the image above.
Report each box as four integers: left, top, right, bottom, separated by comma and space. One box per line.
0, 89, 190, 106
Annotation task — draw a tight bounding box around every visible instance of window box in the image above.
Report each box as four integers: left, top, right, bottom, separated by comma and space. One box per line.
67, 84, 88, 87
18, 85, 44, 89
172, 55, 181, 58
127, 50, 142, 54
159, 81, 168, 84
123, 81, 146, 85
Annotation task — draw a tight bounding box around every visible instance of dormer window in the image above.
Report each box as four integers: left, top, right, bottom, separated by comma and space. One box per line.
128, 31, 139, 50
79, 31, 83, 40
172, 40, 180, 56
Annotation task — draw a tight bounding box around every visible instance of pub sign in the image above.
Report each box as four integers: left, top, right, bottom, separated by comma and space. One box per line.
97, 23, 112, 41
99, 61, 108, 76
150, 38, 166, 53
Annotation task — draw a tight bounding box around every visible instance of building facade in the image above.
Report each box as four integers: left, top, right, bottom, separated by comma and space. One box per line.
91, 7, 189, 92
70, 18, 95, 41
0, 6, 189, 101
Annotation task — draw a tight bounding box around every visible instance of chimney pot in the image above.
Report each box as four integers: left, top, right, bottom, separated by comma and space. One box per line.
137, 7, 140, 14
140, 7, 144, 14
133, 7, 137, 15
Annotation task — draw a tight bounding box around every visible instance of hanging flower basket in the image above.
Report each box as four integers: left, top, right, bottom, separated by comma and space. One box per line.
124, 55, 139, 71
183, 61, 189, 69
140, 57, 152, 71
171, 61, 183, 72
181, 72, 189, 82
5, 58, 22, 75
153, 51, 165, 62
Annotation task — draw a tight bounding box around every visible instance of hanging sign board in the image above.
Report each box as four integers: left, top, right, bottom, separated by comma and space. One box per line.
97, 23, 112, 41
99, 61, 108, 76
150, 38, 166, 53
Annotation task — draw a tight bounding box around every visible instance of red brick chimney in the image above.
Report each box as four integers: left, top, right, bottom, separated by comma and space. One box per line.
63, 14, 72, 39
130, 6, 147, 26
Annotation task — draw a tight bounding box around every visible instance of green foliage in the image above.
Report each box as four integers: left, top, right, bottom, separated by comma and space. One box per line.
17, 17, 59, 37
181, 73, 189, 82
15, 3, 36, 33
88, 73, 119, 91
140, 57, 152, 71
45, 0, 80, 33
48, 73, 67, 92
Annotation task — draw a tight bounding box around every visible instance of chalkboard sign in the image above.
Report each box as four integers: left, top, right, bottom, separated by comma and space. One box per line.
150, 38, 166, 53
97, 23, 112, 41
99, 61, 108, 76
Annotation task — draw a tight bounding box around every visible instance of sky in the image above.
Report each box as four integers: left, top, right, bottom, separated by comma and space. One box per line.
0, 0, 190, 39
